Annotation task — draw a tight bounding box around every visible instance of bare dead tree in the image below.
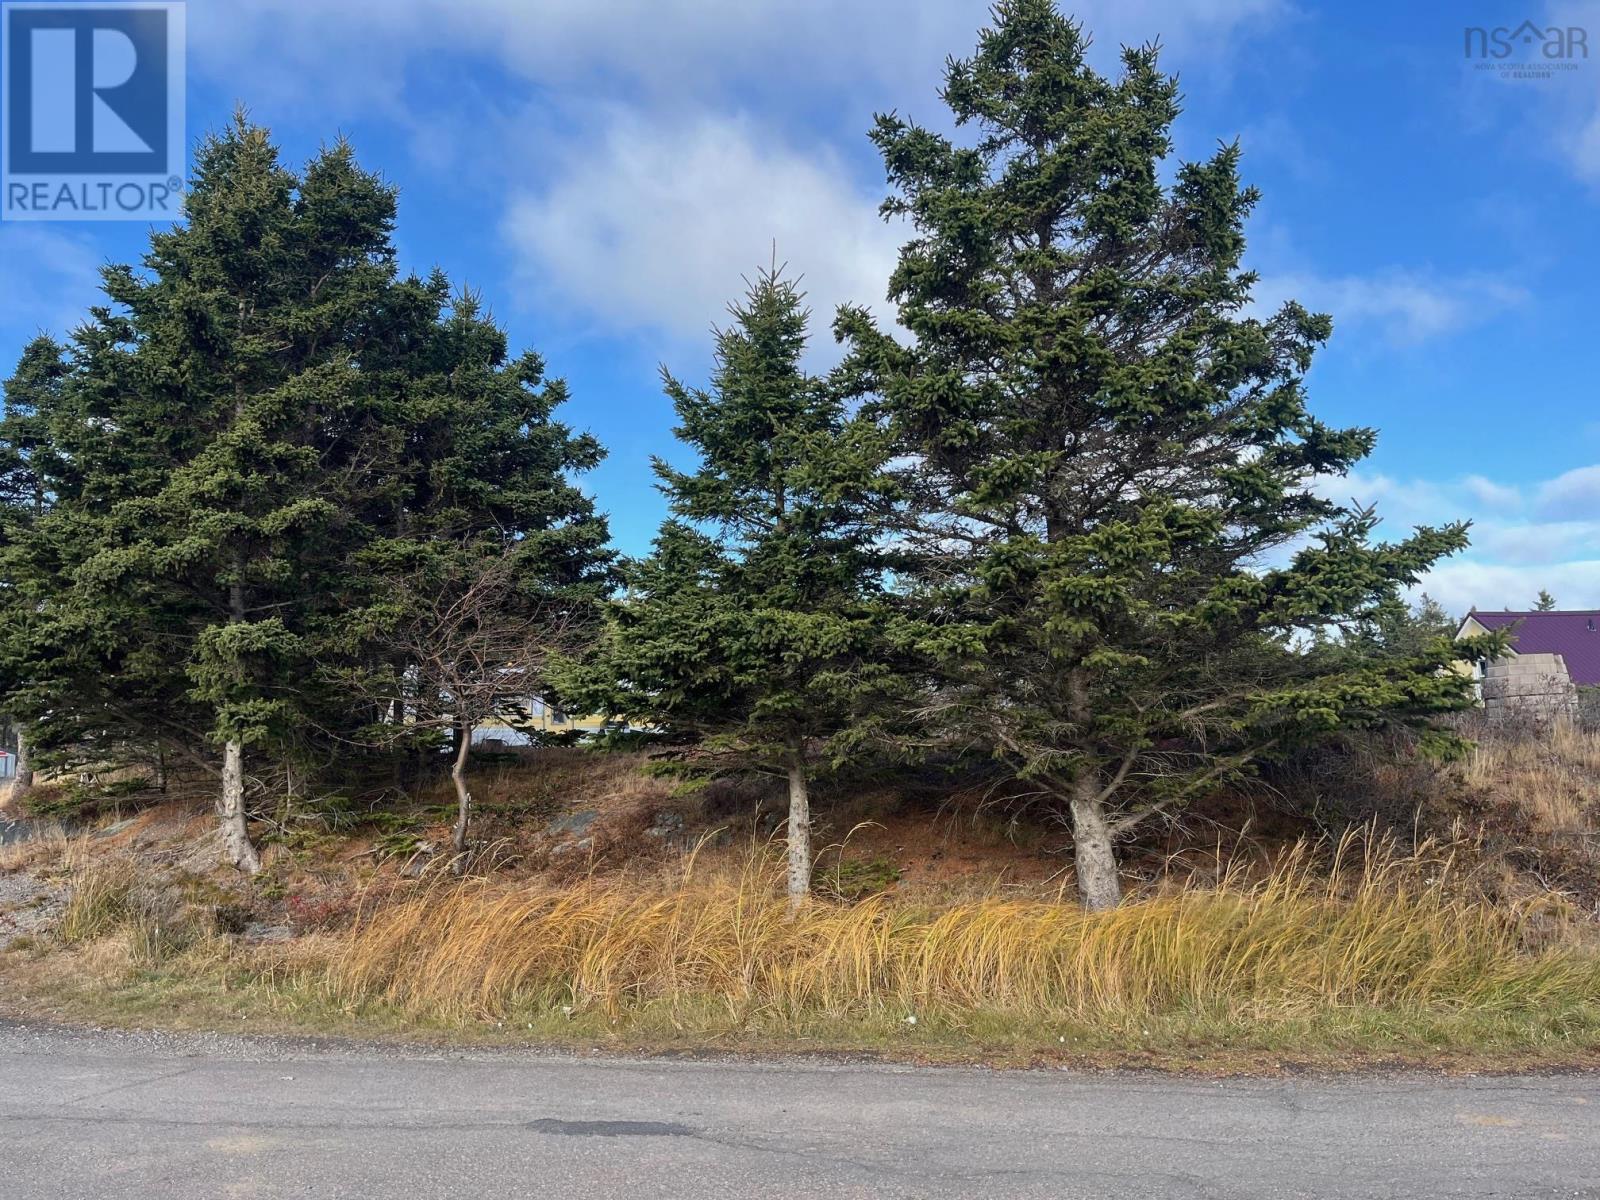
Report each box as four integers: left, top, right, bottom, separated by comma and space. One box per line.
356, 553, 588, 868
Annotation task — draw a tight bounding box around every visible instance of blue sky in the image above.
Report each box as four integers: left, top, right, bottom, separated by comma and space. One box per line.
2, 0, 1598, 614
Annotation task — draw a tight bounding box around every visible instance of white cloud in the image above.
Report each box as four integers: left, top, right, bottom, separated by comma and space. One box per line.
1253, 270, 1529, 345
1547, 0, 1600, 186
191, 0, 957, 103
188, 0, 1287, 118
502, 112, 905, 347
1415, 559, 1600, 616
1536, 464, 1600, 519
1463, 473, 1523, 511
1311, 470, 1463, 533
1471, 520, 1600, 566
1308, 466, 1600, 613
182, 0, 1292, 355
0, 226, 103, 341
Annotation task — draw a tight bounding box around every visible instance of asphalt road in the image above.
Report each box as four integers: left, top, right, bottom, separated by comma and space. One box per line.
0, 1022, 1596, 1199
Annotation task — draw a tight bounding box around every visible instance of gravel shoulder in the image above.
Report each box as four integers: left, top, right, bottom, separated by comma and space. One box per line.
0, 871, 64, 950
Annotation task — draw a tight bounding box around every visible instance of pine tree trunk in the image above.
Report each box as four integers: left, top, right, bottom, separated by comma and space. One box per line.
220, 574, 262, 874
1070, 774, 1121, 911
389, 655, 408, 726
785, 742, 812, 909
449, 720, 473, 873
4, 729, 33, 809
219, 739, 261, 874
1063, 665, 1121, 911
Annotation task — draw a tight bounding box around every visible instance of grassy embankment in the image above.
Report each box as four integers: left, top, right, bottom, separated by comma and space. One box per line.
8, 828, 1599, 1071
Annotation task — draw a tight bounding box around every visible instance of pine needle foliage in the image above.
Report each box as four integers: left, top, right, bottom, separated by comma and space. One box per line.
832, 0, 1503, 906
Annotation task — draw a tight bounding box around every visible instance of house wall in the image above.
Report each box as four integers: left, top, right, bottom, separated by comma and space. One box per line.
1451, 615, 1494, 698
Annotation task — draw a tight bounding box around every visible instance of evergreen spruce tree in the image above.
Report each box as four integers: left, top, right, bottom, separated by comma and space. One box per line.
1, 314, 238, 793
372, 287, 613, 614
577, 270, 898, 902
347, 287, 616, 775
1535, 589, 1557, 612
0, 337, 67, 804
835, 0, 1494, 908
0, 118, 615, 852
24, 116, 404, 870
1378, 593, 1456, 655
1323, 591, 1457, 661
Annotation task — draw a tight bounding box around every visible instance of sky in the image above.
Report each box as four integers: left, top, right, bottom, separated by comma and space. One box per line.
2, 0, 1598, 617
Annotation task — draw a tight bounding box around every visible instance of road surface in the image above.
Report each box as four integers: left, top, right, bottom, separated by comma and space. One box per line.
0, 1022, 1595, 1198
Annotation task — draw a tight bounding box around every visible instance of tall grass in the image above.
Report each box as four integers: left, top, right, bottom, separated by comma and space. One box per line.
1461, 718, 1600, 836
0, 822, 70, 874
325, 837, 1600, 1030
57, 848, 217, 965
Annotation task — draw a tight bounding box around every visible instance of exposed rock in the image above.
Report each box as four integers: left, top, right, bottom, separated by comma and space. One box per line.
0, 816, 45, 847
0, 873, 66, 949
240, 921, 295, 944
548, 810, 599, 836
398, 842, 437, 879
644, 811, 686, 840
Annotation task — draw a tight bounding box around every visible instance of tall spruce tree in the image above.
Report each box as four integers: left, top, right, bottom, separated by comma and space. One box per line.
23, 116, 404, 870
0, 315, 232, 795
345, 287, 616, 784
0, 337, 67, 804
2, 120, 616, 855
366, 287, 613, 616
0, 324, 216, 792
835, 0, 1492, 908
1358, 592, 1457, 659
576, 270, 898, 901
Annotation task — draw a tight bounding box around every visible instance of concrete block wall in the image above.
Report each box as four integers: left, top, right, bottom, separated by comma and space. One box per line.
1481, 652, 1579, 723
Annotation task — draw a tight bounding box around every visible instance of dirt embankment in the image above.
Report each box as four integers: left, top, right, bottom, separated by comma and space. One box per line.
0, 727, 1597, 1071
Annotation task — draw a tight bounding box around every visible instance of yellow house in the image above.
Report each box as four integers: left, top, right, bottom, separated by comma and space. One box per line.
1453, 609, 1593, 719
1454, 609, 1600, 687
472, 697, 622, 748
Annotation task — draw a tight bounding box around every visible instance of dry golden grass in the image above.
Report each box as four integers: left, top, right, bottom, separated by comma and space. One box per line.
15, 736, 1600, 1063
15, 825, 1599, 1065
1460, 720, 1600, 835
54, 844, 240, 970
410, 748, 674, 819
321, 835, 1600, 1031
0, 823, 71, 874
